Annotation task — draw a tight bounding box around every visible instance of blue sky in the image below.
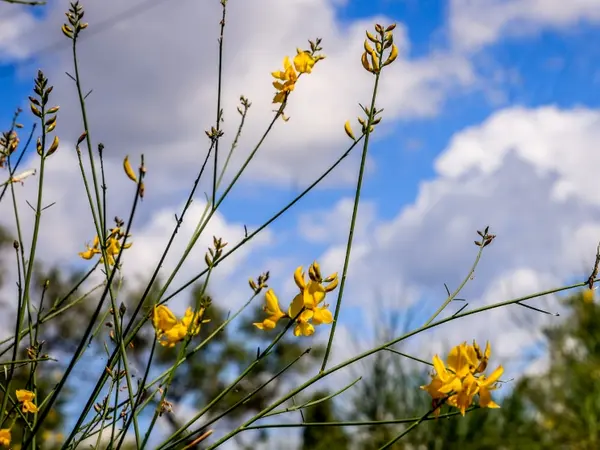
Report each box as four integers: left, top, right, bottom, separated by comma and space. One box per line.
1, 0, 600, 447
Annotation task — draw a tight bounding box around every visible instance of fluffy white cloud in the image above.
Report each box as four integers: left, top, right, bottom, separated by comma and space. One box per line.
0, 3, 37, 61
450, 0, 600, 52
299, 105, 600, 375
2, 0, 473, 191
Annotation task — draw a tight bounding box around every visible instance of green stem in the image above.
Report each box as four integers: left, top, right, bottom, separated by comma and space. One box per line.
157, 312, 300, 450
211, 0, 227, 208
204, 278, 588, 448
214, 100, 248, 191
424, 244, 485, 326
378, 408, 434, 449
320, 74, 381, 372
72, 36, 104, 240
245, 408, 468, 430
0, 96, 48, 423
61, 141, 217, 445
164, 348, 311, 450
29, 167, 143, 449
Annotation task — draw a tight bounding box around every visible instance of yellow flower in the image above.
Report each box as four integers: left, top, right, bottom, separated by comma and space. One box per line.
78, 235, 100, 260
153, 305, 178, 331
16, 389, 38, 413
293, 310, 315, 337
312, 306, 333, 325
447, 373, 479, 416
477, 365, 503, 409
0, 429, 10, 447
79, 229, 132, 266
272, 56, 298, 103
430, 355, 462, 394
253, 262, 337, 337
290, 262, 337, 334
293, 49, 315, 74
293, 264, 337, 309
152, 305, 205, 347
420, 340, 503, 416
253, 289, 286, 330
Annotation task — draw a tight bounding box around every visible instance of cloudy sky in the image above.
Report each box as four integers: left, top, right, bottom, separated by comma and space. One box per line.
1, 0, 600, 446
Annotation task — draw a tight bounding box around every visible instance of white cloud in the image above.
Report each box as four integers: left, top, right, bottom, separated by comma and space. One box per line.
450, 0, 600, 52
1, 0, 473, 190
297, 197, 377, 244
435, 106, 600, 205
0, 3, 37, 61
297, 105, 600, 376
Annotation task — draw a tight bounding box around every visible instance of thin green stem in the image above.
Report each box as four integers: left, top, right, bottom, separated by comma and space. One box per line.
156, 104, 284, 309
29, 166, 144, 449
204, 279, 588, 448
0, 280, 103, 358
214, 100, 248, 191
320, 75, 381, 372
245, 408, 468, 430
158, 311, 300, 450
161, 135, 362, 307
378, 407, 436, 449
1, 92, 48, 423
165, 348, 311, 450
384, 348, 433, 366
424, 244, 485, 326
72, 35, 104, 240
117, 337, 157, 448
264, 376, 361, 418
62, 141, 216, 444
140, 268, 216, 448
66, 123, 360, 444
211, 0, 227, 208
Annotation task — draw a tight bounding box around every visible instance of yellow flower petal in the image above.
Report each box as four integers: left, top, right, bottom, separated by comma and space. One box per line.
344, 121, 356, 141
0, 429, 11, 446
294, 266, 306, 290
123, 155, 138, 183
78, 248, 96, 260
293, 51, 315, 74
312, 307, 333, 325
304, 281, 326, 309
16, 389, 34, 402
383, 43, 398, 66
153, 305, 178, 332
288, 293, 304, 318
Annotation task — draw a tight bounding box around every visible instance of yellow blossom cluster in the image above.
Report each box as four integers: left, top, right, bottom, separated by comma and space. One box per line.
0, 131, 19, 169
421, 341, 503, 416
0, 390, 39, 447
254, 262, 338, 337
0, 429, 9, 447
272, 48, 319, 104
78, 226, 132, 266
152, 305, 209, 348
16, 389, 38, 414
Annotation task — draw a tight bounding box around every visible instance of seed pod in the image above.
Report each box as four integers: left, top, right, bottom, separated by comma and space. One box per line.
46, 136, 59, 156
361, 52, 371, 72
30, 104, 42, 118
383, 44, 399, 66
366, 31, 378, 43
